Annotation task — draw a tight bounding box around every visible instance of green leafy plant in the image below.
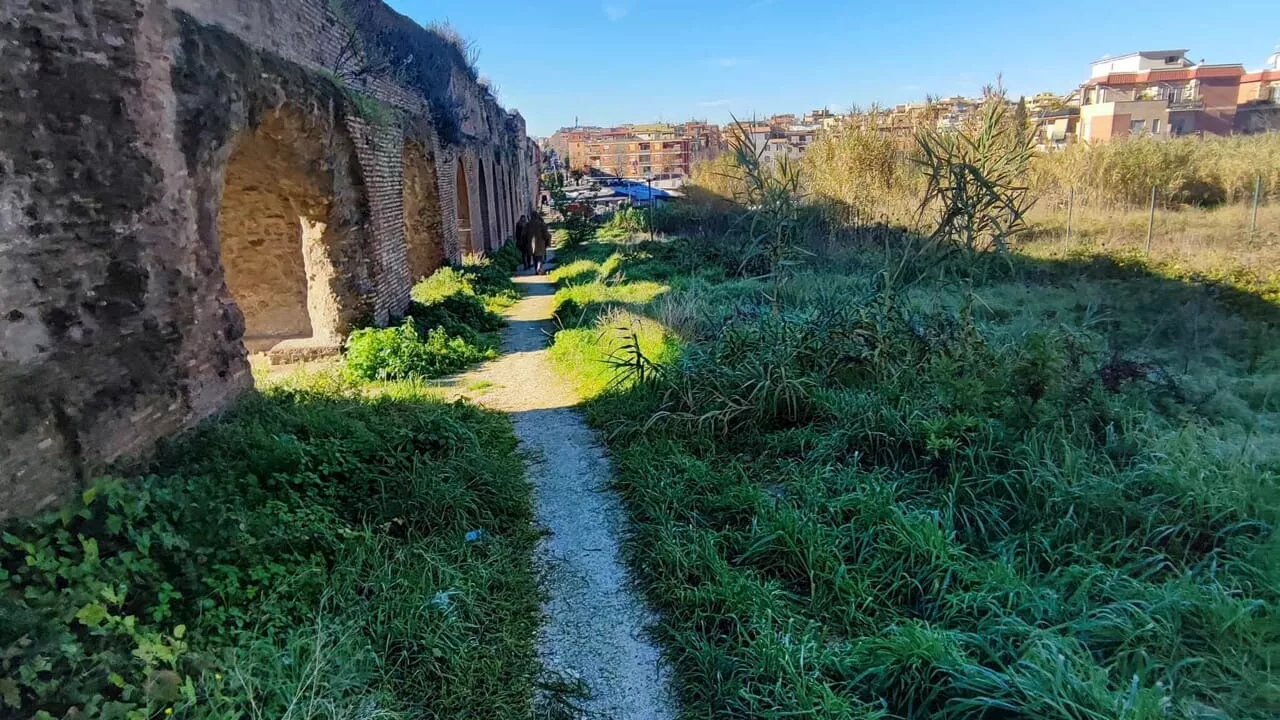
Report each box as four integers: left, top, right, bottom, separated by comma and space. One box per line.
2, 380, 538, 719
346, 319, 494, 381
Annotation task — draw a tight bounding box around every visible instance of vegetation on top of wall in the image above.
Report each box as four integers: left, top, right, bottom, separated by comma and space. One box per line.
331, 0, 485, 146
345, 88, 401, 127
1, 373, 539, 719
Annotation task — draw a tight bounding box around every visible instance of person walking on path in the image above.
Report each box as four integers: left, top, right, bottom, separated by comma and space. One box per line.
528, 213, 552, 275
515, 215, 532, 270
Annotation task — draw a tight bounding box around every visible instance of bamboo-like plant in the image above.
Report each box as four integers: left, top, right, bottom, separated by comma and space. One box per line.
723, 118, 812, 303
914, 93, 1038, 253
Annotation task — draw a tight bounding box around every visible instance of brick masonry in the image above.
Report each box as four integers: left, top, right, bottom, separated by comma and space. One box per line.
0, 0, 540, 519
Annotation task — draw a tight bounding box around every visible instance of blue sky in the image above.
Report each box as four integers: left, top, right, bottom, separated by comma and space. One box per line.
385, 0, 1280, 137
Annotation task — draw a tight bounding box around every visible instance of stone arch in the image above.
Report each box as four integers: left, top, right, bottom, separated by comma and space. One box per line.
403, 141, 445, 281
217, 109, 351, 353
477, 158, 494, 252
455, 157, 475, 253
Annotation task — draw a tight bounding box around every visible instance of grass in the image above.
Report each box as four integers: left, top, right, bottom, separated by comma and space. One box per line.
547, 233, 1280, 719
1, 370, 539, 719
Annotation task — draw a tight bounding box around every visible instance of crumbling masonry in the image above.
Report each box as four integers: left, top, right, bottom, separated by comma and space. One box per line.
0, 0, 541, 518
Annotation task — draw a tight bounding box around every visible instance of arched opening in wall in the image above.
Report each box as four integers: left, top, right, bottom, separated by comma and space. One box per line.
456, 158, 474, 253
218, 110, 344, 353
477, 159, 494, 252
494, 164, 507, 242
507, 172, 518, 227
502, 165, 514, 238
403, 141, 445, 281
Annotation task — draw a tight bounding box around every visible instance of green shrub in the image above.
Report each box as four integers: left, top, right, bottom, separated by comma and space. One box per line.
560, 208, 596, 249
1, 382, 538, 718
414, 261, 520, 313
346, 319, 494, 381
600, 206, 648, 238
489, 240, 521, 275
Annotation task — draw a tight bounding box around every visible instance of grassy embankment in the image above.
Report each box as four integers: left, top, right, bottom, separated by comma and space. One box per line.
1, 247, 539, 719
547, 228, 1280, 718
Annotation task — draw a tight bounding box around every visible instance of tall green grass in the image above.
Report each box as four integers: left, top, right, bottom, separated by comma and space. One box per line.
549, 236, 1280, 719
1, 372, 538, 718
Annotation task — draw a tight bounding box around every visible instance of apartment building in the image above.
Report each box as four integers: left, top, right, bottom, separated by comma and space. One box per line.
579, 135, 691, 178
1078, 49, 1245, 141
547, 121, 722, 178
1239, 48, 1280, 104
1237, 49, 1280, 133
676, 121, 727, 165
547, 126, 606, 169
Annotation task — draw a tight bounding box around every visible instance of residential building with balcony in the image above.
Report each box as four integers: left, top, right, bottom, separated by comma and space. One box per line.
577, 135, 691, 178
1238, 48, 1280, 104
1078, 49, 1244, 141
1034, 108, 1080, 150
676, 121, 727, 165
1237, 48, 1280, 133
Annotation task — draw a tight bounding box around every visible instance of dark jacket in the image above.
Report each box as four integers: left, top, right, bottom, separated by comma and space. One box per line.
527, 214, 551, 256
515, 217, 529, 252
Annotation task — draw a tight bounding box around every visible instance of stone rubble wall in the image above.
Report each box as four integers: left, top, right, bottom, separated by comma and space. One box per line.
0, 0, 540, 519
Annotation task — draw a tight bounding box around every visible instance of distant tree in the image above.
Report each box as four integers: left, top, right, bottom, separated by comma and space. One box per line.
1014, 96, 1029, 131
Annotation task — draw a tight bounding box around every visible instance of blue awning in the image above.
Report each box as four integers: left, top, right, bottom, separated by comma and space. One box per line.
611, 182, 672, 202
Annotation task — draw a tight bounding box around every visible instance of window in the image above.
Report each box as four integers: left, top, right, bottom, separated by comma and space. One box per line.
639, 143, 651, 151
1130, 119, 1146, 134
1151, 118, 1161, 134
1165, 55, 1180, 64
1272, 85, 1280, 103
639, 154, 651, 164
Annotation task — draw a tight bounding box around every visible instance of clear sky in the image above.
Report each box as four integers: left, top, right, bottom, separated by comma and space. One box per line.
384, 0, 1280, 137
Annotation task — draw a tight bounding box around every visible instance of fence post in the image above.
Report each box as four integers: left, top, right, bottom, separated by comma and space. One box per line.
1252, 175, 1262, 235
1066, 188, 1074, 243
648, 177, 655, 242
1145, 185, 1157, 256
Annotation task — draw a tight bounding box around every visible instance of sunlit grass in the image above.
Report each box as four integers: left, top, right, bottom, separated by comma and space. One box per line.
546, 233, 1280, 719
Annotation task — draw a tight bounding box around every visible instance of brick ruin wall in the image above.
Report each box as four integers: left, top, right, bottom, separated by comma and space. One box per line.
0, 0, 541, 519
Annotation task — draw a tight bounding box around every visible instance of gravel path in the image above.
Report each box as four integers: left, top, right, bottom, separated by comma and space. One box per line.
457, 266, 676, 720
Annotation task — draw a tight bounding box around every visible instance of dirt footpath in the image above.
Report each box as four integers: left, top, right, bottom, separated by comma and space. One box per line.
457, 268, 676, 719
